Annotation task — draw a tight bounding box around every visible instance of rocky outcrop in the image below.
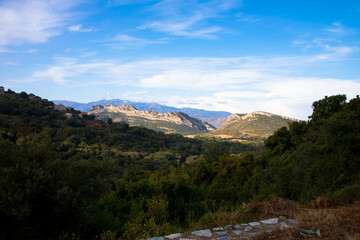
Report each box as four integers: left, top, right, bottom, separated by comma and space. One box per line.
88, 104, 216, 133
211, 111, 301, 139
222, 111, 299, 127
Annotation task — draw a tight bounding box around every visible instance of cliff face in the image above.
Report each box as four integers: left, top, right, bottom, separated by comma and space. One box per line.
88, 104, 216, 133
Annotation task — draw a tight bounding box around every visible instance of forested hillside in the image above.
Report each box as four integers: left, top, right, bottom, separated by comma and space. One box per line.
0, 89, 260, 240
1, 90, 359, 240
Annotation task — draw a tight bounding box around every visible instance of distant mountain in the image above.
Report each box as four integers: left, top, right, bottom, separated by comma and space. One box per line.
88, 104, 216, 134
53, 99, 231, 127
211, 111, 300, 139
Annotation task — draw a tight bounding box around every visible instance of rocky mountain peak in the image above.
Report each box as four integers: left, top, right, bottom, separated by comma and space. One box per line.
115, 104, 138, 112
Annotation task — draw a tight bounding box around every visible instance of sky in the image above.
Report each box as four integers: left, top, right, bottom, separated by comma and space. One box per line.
1, 0, 360, 120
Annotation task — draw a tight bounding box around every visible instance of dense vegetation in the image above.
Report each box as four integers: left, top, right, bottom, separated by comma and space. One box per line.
0, 90, 359, 239
0, 90, 260, 240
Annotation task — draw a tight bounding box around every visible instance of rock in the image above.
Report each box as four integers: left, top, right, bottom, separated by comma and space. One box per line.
213, 227, 224, 231
260, 218, 279, 224
249, 232, 260, 236
224, 225, 234, 230
191, 229, 212, 237
233, 230, 243, 235
248, 222, 260, 226
280, 222, 292, 229
245, 227, 252, 232
217, 236, 230, 240
150, 217, 302, 240
165, 233, 182, 239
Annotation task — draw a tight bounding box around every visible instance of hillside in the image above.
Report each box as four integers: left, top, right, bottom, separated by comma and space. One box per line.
211, 111, 300, 139
2, 90, 360, 240
88, 104, 216, 134
0, 89, 260, 240
53, 99, 231, 127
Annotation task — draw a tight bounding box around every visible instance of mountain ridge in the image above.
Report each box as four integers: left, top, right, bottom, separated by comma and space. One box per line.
88, 104, 216, 134
53, 99, 231, 127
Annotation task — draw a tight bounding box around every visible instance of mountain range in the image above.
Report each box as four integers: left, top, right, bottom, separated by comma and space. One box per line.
54, 99, 300, 138
53, 99, 231, 127
88, 104, 216, 134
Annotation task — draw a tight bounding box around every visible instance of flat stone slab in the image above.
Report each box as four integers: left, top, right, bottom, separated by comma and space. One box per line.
260, 218, 279, 224
165, 233, 183, 239
248, 222, 260, 226
217, 237, 230, 240
233, 225, 242, 229
213, 227, 224, 231
233, 230, 243, 235
191, 229, 212, 237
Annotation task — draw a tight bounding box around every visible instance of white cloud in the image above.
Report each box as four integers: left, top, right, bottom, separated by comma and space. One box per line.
138, 0, 241, 38
139, 69, 266, 89
176, 78, 360, 119
68, 24, 93, 32
307, 38, 359, 61
0, 0, 81, 50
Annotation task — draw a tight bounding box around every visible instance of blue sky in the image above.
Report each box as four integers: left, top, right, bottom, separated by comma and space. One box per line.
1, 0, 359, 119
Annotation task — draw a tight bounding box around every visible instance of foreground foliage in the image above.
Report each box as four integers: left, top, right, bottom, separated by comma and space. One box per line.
0, 90, 359, 239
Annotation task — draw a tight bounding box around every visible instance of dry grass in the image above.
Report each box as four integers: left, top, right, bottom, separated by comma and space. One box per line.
248, 199, 360, 240
245, 198, 302, 220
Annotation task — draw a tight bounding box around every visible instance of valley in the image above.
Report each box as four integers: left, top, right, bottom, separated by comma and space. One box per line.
1, 89, 359, 240
55, 99, 300, 140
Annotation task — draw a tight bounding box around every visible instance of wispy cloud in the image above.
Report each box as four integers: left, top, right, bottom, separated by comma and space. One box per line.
325, 21, 356, 36
0, 0, 82, 51
307, 37, 359, 61
237, 12, 262, 22
293, 24, 359, 59
139, 20, 222, 39
292, 40, 307, 45
138, 0, 242, 39
68, 24, 93, 32
108, 33, 166, 48
108, 0, 156, 6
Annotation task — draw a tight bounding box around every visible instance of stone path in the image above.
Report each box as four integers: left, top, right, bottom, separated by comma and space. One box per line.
145, 217, 300, 240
